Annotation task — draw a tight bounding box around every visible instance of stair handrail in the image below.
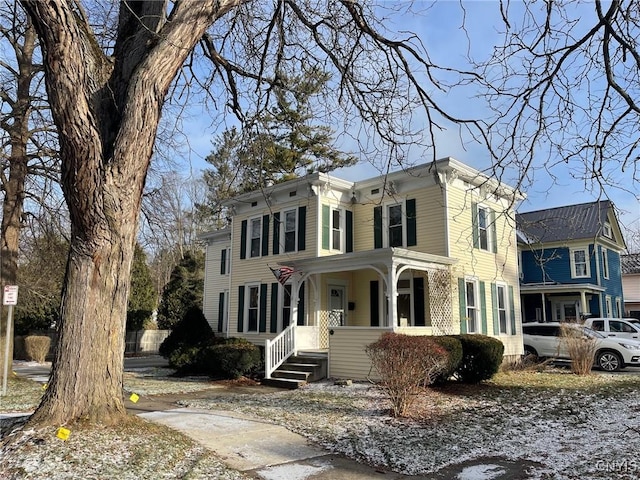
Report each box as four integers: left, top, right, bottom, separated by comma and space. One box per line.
264, 323, 296, 379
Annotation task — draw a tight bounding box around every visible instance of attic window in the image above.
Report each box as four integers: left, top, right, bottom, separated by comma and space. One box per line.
603, 223, 612, 239
251, 201, 258, 207
289, 190, 297, 197
371, 188, 380, 195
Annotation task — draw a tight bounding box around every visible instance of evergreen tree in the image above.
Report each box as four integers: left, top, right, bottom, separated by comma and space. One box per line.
156, 250, 205, 329
126, 244, 158, 331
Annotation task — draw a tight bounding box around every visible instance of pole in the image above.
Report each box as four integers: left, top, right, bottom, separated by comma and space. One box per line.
2, 304, 14, 396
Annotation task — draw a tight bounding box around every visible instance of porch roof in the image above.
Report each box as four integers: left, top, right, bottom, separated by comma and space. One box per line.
279, 247, 457, 276
519, 283, 605, 295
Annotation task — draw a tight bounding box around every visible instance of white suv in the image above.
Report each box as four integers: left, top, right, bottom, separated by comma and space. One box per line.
583, 318, 640, 340
522, 322, 640, 372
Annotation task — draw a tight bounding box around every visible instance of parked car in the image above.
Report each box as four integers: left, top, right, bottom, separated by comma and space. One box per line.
583, 318, 640, 340
522, 322, 640, 372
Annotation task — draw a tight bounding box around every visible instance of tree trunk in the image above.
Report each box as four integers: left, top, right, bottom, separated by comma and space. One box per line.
22, 0, 239, 426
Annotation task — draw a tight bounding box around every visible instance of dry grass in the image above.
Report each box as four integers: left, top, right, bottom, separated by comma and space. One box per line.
560, 324, 597, 375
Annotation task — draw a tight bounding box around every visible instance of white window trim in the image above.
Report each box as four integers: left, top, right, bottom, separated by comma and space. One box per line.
465, 277, 480, 334
476, 204, 494, 253
248, 216, 263, 258
495, 282, 511, 335
277, 282, 293, 331
605, 295, 613, 318
615, 298, 622, 318
244, 283, 261, 333
603, 222, 612, 239
383, 199, 407, 248
601, 247, 609, 279
570, 247, 590, 279
281, 208, 298, 253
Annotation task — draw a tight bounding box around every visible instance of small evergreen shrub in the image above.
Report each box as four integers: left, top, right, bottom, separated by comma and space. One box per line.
200, 338, 261, 379
453, 334, 504, 383
366, 333, 448, 417
24, 335, 51, 363
430, 335, 463, 384
159, 306, 214, 361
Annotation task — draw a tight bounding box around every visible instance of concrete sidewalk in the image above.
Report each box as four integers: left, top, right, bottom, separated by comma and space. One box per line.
139, 407, 409, 479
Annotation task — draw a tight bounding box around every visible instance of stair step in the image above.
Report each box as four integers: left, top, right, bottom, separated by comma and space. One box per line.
262, 377, 306, 390
272, 370, 311, 381
282, 362, 319, 372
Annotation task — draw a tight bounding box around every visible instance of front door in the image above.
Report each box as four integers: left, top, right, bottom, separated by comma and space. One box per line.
328, 285, 346, 326
554, 301, 579, 322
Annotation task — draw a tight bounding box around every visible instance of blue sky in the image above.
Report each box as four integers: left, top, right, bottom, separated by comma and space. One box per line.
178, 1, 639, 240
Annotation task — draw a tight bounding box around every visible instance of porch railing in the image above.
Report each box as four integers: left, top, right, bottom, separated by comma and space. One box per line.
264, 323, 296, 379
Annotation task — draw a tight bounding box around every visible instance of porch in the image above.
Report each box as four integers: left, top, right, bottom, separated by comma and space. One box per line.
264, 248, 457, 381
520, 283, 605, 323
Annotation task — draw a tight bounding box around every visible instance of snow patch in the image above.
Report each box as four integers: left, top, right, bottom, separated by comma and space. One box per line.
457, 464, 507, 480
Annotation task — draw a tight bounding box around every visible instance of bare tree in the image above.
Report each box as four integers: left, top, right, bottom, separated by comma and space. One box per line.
1, 1, 59, 374
19, 0, 485, 426
479, 0, 640, 197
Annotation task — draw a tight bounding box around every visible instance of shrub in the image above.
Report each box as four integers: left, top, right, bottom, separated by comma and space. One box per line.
159, 306, 214, 360
199, 338, 262, 379
365, 333, 448, 417
453, 334, 504, 383
430, 335, 463, 384
560, 324, 596, 375
24, 335, 51, 363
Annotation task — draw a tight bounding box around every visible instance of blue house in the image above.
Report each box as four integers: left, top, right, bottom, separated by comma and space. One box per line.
517, 200, 626, 322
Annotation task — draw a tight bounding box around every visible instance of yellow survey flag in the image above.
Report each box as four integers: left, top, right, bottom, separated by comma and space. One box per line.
129, 393, 140, 403
56, 427, 71, 441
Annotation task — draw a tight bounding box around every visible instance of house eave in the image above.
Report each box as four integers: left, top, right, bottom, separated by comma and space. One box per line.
519, 283, 605, 294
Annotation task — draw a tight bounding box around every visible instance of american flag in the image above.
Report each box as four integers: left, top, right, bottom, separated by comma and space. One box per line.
269, 266, 296, 285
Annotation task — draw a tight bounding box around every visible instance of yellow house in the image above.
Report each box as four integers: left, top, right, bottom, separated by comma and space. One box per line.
201, 157, 524, 384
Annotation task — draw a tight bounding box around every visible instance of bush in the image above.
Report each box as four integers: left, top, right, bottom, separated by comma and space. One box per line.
560, 324, 596, 375
24, 335, 51, 363
199, 338, 262, 379
366, 333, 448, 417
159, 306, 214, 360
453, 334, 504, 384
430, 335, 463, 384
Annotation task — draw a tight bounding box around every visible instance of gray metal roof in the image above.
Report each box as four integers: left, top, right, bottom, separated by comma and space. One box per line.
516, 200, 613, 244
622, 253, 640, 274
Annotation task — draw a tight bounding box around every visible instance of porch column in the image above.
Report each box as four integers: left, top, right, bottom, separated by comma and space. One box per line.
580, 291, 588, 318
388, 262, 398, 329
541, 293, 547, 322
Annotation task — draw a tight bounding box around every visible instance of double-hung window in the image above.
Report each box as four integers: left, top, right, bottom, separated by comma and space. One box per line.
465, 279, 479, 333
388, 203, 404, 247
250, 218, 262, 258
246, 285, 260, 332
332, 209, 342, 251
602, 247, 609, 279
281, 283, 292, 329
284, 209, 297, 253
496, 284, 509, 334
570, 248, 590, 278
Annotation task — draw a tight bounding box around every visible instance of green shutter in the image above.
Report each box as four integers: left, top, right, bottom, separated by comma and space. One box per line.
480, 281, 487, 334
237, 286, 245, 332
298, 206, 306, 251
490, 209, 497, 254
322, 205, 330, 249
220, 248, 227, 275
261, 215, 270, 257
259, 284, 268, 332
491, 283, 499, 335
413, 276, 425, 326
218, 292, 225, 333
509, 285, 516, 335
458, 278, 467, 334
297, 282, 305, 325
370, 280, 379, 327
240, 220, 247, 259
406, 198, 417, 247
346, 210, 353, 253
272, 212, 280, 255
471, 203, 479, 249
270, 283, 279, 333
374, 206, 383, 249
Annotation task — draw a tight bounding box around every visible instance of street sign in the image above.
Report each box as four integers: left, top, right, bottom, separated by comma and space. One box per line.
3, 285, 18, 305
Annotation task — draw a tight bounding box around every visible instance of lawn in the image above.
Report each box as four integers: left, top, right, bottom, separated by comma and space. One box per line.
2, 366, 640, 479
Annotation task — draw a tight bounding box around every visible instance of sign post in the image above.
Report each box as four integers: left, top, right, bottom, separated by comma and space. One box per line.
2, 285, 18, 396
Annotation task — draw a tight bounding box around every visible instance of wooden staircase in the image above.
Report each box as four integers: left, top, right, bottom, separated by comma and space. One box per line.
262, 353, 327, 389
